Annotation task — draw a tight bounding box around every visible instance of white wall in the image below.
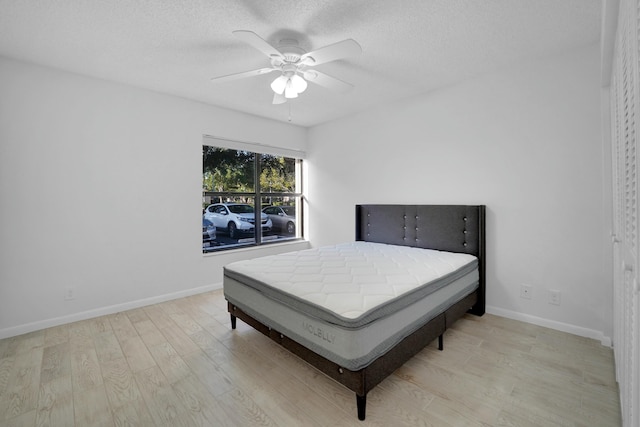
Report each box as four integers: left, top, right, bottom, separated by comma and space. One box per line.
0, 45, 612, 344
306, 44, 612, 343
0, 57, 308, 338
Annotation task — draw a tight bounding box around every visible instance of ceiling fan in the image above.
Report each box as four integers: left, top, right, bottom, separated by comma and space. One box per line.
211, 30, 362, 104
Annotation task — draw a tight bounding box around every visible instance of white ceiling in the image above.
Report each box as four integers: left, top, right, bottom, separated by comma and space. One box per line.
0, 0, 602, 127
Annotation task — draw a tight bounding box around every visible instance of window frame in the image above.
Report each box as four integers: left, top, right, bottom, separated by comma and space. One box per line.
202, 136, 305, 253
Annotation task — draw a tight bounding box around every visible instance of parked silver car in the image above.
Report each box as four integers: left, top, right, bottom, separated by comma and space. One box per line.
262, 205, 296, 234
204, 203, 272, 239
202, 218, 217, 249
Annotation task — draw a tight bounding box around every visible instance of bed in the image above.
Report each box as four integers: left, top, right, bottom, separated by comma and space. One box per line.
223, 204, 486, 420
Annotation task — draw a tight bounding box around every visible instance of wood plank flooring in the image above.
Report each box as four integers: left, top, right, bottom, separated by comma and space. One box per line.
0, 289, 621, 426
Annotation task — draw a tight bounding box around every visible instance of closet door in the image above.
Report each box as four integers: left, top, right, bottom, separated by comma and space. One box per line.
610, 0, 640, 425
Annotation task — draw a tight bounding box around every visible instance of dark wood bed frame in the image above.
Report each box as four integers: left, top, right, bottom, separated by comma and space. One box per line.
227, 204, 486, 420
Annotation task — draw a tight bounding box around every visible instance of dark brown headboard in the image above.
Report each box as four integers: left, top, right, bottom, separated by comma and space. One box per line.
355, 204, 486, 315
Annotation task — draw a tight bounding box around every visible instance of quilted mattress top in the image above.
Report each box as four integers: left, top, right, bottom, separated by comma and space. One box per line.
224, 241, 478, 328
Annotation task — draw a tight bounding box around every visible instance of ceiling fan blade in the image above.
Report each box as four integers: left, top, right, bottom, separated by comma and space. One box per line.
300, 39, 361, 66
303, 70, 354, 92
272, 93, 286, 104
232, 30, 284, 60
210, 67, 277, 83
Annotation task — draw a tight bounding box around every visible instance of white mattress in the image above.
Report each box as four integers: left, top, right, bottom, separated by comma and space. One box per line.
224, 242, 479, 370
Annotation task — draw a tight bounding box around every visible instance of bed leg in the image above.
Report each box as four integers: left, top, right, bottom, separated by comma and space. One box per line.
230, 314, 236, 330
438, 334, 443, 351
356, 394, 366, 421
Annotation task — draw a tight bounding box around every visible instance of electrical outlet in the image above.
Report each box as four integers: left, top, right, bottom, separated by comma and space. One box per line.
549, 290, 561, 305
520, 284, 532, 299
64, 286, 75, 301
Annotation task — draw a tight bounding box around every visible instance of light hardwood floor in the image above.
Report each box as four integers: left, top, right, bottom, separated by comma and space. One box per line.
0, 289, 621, 426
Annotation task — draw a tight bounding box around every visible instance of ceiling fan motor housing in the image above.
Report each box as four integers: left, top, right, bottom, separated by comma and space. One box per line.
277, 39, 306, 64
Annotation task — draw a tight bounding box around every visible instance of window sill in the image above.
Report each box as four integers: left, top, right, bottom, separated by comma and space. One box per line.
202, 238, 309, 257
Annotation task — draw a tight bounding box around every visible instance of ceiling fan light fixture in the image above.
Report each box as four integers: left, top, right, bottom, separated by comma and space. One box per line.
284, 80, 299, 98
290, 74, 308, 93
270, 75, 288, 95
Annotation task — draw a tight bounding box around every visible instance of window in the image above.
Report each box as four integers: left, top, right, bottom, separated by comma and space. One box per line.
202, 140, 303, 252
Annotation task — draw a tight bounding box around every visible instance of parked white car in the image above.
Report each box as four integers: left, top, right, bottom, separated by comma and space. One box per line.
203, 203, 272, 239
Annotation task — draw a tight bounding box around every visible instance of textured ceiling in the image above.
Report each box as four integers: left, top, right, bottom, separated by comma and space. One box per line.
0, 0, 602, 127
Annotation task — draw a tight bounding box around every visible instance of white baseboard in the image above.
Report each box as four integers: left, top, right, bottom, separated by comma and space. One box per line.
486, 305, 612, 347
2, 289, 612, 348
0, 283, 223, 340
